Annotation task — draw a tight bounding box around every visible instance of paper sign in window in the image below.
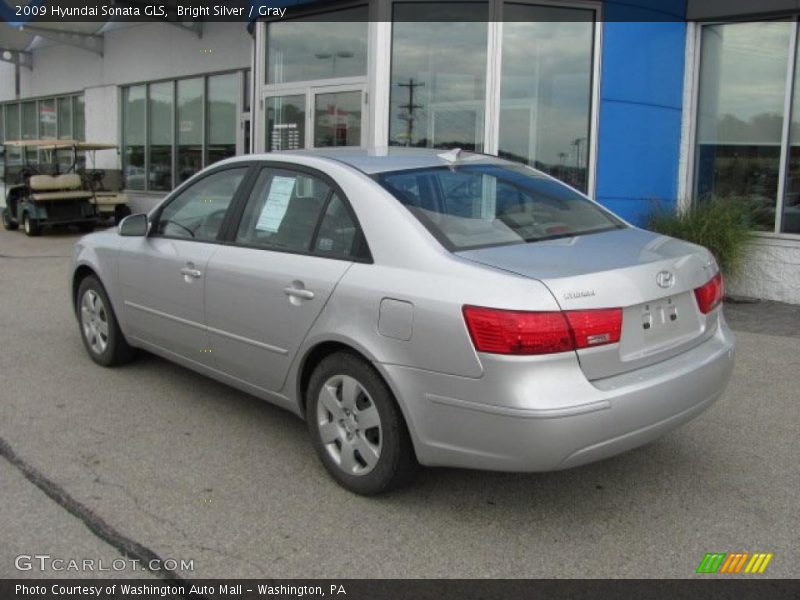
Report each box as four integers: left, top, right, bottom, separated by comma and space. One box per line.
255, 176, 296, 232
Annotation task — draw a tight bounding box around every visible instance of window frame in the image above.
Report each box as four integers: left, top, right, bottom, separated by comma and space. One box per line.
687, 17, 800, 238
223, 161, 373, 263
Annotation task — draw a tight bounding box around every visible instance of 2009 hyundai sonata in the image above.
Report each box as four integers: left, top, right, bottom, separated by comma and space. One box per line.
70, 148, 735, 494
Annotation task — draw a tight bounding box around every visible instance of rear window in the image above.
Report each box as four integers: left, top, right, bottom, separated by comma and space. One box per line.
376, 164, 625, 251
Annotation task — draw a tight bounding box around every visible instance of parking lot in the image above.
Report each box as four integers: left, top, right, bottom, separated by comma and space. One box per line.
1, 226, 798, 579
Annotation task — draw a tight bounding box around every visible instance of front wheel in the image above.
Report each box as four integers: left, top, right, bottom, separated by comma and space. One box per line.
306, 353, 417, 495
114, 204, 132, 225
77, 276, 136, 367
2, 208, 18, 231
78, 222, 96, 233
22, 213, 40, 237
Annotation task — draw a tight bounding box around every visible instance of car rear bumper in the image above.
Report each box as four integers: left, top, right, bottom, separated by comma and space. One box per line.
382, 317, 735, 472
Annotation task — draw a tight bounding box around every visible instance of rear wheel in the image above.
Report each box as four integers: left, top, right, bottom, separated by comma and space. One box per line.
306, 352, 417, 495
2, 208, 18, 231
114, 204, 132, 225
77, 275, 136, 367
22, 213, 40, 237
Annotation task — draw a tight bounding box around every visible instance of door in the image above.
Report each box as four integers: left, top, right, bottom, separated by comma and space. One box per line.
117, 166, 249, 363
205, 166, 365, 392
262, 84, 366, 151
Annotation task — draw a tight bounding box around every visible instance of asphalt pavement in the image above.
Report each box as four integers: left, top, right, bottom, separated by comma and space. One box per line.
1, 227, 798, 579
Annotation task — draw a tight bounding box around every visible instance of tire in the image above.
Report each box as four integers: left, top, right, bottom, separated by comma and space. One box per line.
2, 208, 18, 231
22, 213, 40, 237
114, 204, 132, 225
76, 275, 136, 367
306, 352, 417, 495
78, 223, 96, 233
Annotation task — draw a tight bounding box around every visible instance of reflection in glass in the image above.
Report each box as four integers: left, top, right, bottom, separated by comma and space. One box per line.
38, 99, 56, 140
123, 86, 146, 190
73, 95, 85, 141
314, 91, 361, 147
783, 30, 800, 234
389, 3, 488, 151
499, 6, 594, 192
21, 102, 38, 164
5, 104, 21, 167
207, 73, 238, 165
267, 7, 368, 84
177, 78, 203, 183
695, 22, 792, 231
57, 97, 72, 140
149, 82, 174, 191
266, 95, 306, 151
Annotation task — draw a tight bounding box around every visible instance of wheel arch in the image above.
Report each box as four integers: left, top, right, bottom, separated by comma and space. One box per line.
72, 264, 99, 317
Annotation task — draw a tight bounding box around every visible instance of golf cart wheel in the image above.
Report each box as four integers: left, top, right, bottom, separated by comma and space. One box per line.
2, 208, 18, 231
114, 205, 132, 225
22, 213, 41, 237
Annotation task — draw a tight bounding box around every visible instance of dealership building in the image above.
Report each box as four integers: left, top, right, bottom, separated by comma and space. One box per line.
1, 0, 799, 303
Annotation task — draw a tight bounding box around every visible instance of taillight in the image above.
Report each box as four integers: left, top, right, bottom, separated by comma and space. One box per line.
694, 272, 724, 314
463, 305, 622, 356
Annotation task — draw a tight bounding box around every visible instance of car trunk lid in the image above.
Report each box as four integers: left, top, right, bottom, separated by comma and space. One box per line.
458, 227, 722, 380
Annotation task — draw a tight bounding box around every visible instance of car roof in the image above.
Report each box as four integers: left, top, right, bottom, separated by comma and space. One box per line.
273, 147, 511, 175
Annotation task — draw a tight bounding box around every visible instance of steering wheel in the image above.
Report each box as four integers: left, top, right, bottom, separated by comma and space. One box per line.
199, 209, 228, 241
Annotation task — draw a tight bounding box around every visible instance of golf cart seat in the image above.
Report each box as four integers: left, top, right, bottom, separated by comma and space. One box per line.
29, 174, 94, 202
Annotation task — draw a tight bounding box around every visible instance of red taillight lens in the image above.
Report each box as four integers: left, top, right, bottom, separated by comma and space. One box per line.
694, 272, 724, 314
462, 305, 622, 355
564, 308, 623, 349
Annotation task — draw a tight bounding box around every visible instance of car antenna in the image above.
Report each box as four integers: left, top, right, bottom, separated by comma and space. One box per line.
438, 147, 462, 170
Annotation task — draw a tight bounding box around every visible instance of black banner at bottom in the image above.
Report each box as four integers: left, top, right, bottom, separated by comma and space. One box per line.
2, 579, 800, 600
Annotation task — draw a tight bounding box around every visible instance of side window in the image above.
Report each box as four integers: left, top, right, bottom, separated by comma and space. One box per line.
155, 167, 247, 241
314, 194, 360, 259
235, 168, 331, 252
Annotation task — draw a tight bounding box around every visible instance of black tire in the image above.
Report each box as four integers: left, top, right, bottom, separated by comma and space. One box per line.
78, 223, 96, 233
2, 208, 18, 231
76, 275, 136, 367
114, 204, 132, 225
306, 352, 417, 495
22, 213, 40, 237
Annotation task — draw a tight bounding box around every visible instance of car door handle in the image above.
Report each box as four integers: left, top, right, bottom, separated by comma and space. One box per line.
180, 267, 203, 279
283, 286, 315, 300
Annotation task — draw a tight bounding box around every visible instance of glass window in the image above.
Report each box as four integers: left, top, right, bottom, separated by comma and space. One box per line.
123, 85, 146, 190
57, 97, 72, 140
783, 32, 800, 234
207, 73, 238, 165
235, 168, 331, 252
38, 99, 56, 140
695, 22, 792, 231
378, 163, 623, 250
267, 95, 306, 151
499, 5, 594, 193
73, 95, 85, 141
0, 105, 4, 144
314, 193, 361, 258
177, 78, 204, 184
266, 7, 368, 84
21, 102, 38, 164
156, 167, 247, 241
389, 3, 488, 151
314, 90, 362, 147
149, 82, 174, 191
5, 104, 21, 167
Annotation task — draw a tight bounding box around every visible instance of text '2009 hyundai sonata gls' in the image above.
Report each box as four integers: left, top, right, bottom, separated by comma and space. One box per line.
70, 148, 735, 494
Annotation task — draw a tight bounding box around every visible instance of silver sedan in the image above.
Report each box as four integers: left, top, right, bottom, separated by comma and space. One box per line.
70, 148, 735, 494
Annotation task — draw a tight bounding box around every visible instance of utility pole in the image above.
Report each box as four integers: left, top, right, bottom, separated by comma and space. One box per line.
397, 78, 424, 146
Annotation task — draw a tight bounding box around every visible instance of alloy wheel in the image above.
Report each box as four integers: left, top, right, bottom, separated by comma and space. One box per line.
316, 374, 382, 476
80, 289, 109, 355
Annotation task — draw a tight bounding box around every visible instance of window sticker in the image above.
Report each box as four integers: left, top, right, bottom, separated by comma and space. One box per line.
256, 175, 296, 232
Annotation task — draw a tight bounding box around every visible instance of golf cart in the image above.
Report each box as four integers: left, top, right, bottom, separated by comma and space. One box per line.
1, 139, 99, 236
49, 141, 131, 225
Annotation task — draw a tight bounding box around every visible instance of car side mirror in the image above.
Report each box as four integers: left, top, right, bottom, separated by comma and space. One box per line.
118, 213, 149, 237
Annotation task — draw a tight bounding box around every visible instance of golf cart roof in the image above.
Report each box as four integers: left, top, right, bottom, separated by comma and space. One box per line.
39, 141, 119, 152
3, 139, 78, 148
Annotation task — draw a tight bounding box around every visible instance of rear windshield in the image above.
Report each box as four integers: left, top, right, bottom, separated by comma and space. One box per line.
376, 164, 625, 251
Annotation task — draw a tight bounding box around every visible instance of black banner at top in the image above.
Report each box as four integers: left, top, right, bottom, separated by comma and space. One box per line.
0, 0, 799, 23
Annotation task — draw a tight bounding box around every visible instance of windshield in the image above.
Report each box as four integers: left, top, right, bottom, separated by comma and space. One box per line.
377, 164, 625, 251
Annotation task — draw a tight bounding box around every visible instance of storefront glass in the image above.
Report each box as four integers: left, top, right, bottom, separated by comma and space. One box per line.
123, 85, 146, 190
177, 78, 204, 183
149, 81, 174, 191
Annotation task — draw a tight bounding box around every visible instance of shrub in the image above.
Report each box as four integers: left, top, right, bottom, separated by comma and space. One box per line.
647, 197, 755, 276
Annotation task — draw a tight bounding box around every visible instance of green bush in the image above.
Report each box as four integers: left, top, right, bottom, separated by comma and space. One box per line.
647, 198, 755, 276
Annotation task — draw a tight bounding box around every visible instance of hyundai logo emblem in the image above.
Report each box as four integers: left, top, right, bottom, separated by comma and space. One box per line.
656, 270, 675, 289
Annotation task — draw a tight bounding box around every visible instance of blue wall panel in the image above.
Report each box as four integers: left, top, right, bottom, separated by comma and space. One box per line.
596, 12, 687, 227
